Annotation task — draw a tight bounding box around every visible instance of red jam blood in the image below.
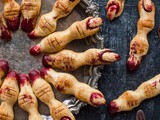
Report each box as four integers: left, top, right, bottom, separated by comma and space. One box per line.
28, 69, 40, 84
21, 18, 35, 32
142, 0, 152, 12
0, 60, 9, 75
1, 25, 12, 40
29, 45, 41, 56
42, 55, 53, 68
40, 68, 50, 79
7, 18, 20, 31
127, 60, 140, 71
19, 74, 29, 86
107, 1, 120, 14
61, 116, 71, 120
6, 70, 19, 80
108, 101, 119, 114
90, 93, 104, 106
28, 31, 37, 39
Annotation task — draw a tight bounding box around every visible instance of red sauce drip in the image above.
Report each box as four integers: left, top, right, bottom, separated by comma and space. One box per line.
108, 101, 119, 114
6, 17, 20, 31
6, 70, 19, 80
61, 116, 71, 120
29, 45, 41, 56
28, 69, 40, 84
0, 60, 9, 76
40, 68, 50, 79
42, 55, 53, 68
21, 18, 35, 32
19, 74, 29, 86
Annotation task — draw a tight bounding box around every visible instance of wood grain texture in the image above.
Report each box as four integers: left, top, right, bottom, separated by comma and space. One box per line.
75, 0, 160, 120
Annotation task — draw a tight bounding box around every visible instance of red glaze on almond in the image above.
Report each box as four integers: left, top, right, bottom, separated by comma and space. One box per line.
61, 116, 71, 120
19, 74, 29, 86
28, 31, 37, 39
142, 0, 152, 12
40, 68, 50, 79
28, 69, 40, 84
21, 18, 35, 32
1, 26, 11, 40
29, 45, 41, 56
108, 101, 119, 114
90, 93, 105, 106
6, 18, 20, 31
0, 60, 9, 75
42, 55, 53, 68
98, 49, 113, 63
107, 1, 120, 14
86, 17, 102, 30
6, 70, 19, 80
127, 60, 140, 71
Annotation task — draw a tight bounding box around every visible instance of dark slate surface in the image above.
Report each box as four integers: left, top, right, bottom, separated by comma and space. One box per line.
75, 0, 160, 120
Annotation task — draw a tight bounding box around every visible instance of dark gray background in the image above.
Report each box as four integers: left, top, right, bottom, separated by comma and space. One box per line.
76, 0, 160, 120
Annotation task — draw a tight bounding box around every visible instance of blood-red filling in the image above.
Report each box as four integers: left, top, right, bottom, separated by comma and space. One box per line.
107, 1, 120, 14
90, 93, 105, 106
42, 55, 53, 68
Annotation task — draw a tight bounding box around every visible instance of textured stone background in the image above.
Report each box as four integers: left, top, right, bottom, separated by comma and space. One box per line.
75, 0, 160, 120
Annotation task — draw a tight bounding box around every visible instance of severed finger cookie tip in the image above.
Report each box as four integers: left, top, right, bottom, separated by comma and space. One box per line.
142, 0, 153, 12
127, 60, 140, 71
90, 93, 106, 106
40, 68, 50, 79
29, 45, 41, 56
1, 27, 12, 40
42, 55, 53, 68
108, 101, 119, 114
61, 116, 72, 120
87, 17, 103, 29
106, 2, 120, 21
0, 60, 9, 75
28, 69, 40, 84
19, 74, 29, 86
28, 31, 38, 39
21, 18, 35, 32
6, 70, 19, 80
6, 18, 20, 31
